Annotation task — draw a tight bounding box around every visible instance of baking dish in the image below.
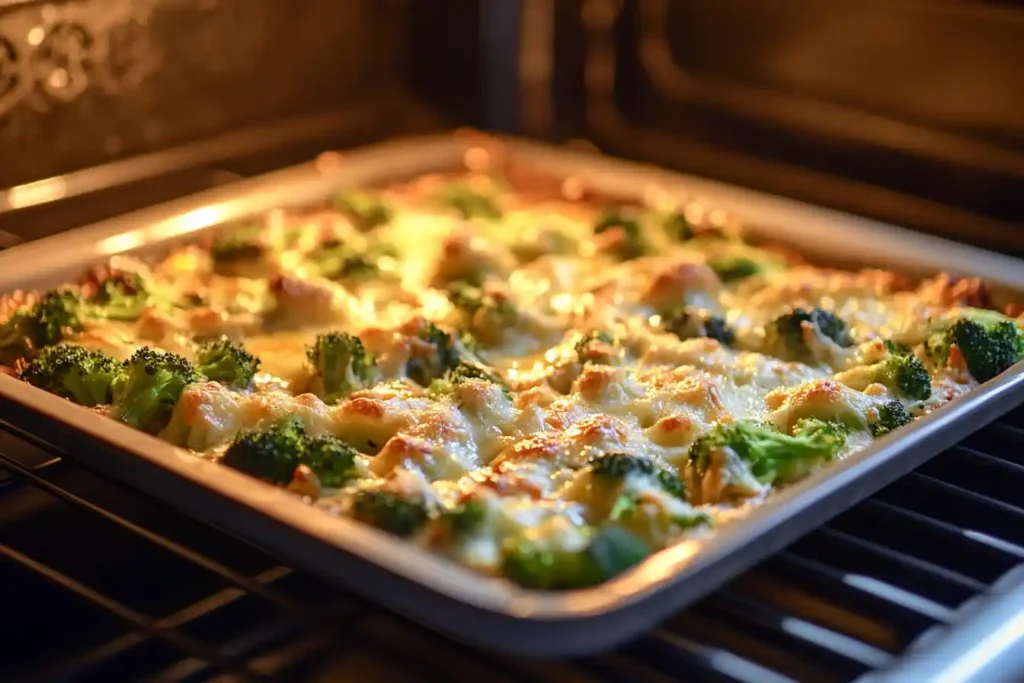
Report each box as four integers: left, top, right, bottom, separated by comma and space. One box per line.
1, 134, 1022, 656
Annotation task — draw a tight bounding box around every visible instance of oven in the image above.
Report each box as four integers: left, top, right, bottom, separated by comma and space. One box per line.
1, 1, 1022, 680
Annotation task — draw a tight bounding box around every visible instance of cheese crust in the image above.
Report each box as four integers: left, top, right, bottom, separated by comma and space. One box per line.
3, 165, 1022, 588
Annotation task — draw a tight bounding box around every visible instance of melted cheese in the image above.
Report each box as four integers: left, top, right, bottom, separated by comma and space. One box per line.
4, 165, 1018, 585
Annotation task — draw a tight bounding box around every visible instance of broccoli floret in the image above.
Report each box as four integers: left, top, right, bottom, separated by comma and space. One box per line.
221, 418, 308, 483
112, 347, 202, 433
1, 290, 83, 363
447, 281, 490, 312
195, 337, 260, 389
662, 211, 695, 242
436, 183, 502, 220
585, 456, 712, 532
87, 272, 152, 321
306, 332, 379, 404
766, 307, 853, 362
303, 434, 360, 487
574, 331, 622, 366
438, 499, 488, 540
407, 323, 455, 386
350, 490, 431, 537
689, 418, 847, 489
447, 282, 517, 324
448, 359, 504, 386
309, 239, 394, 281
334, 191, 393, 230
210, 222, 266, 269
429, 359, 511, 400
945, 318, 1023, 383
502, 525, 651, 590
660, 307, 735, 346
221, 420, 360, 487
593, 209, 649, 260
589, 453, 686, 499
869, 400, 913, 438
405, 323, 480, 386
708, 256, 761, 283
20, 344, 123, 406
446, 282, 518, 345
873, 349, 932, 401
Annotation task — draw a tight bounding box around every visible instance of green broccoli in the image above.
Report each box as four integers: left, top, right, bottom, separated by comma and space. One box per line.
112, 347, 202, 433
446, 282, 518, 345
766, 307, 854, 362
502, 525, 651, 590
309, 239, 395, 281
87, 272, 152, 321
574, 331, 622, 366
334, 191, 393, 231
303, 434, 360, 487
428, 359, 511, 400
662, 211, 695, 242
593, 209, 649, 260
350, 490, 431, 537
210, 222, 266, 273
868, 400, 913, 438
448, 359, 505, 386
589, 453, 686, 500
438, 499, 488, 540
447, 282, 517, 324
707, 256, 762, 283
589, 453, 709, 529
306, 332, 380, 404
405, 323, 478, 386
867, 347, 932, 401
221, 417, 308, 483
689, 418, 847, 491
435, 183, 502, 220
20, 344, 123, 406
659, 307, 735, 346
221, 419, 360, 486
942, 318, 1023, 383
195, 337, 260, 389
1, 290, 83, 363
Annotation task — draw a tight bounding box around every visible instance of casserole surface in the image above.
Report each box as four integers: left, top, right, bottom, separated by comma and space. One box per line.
3, 137, 1022, 592
1, 136, 1023, 654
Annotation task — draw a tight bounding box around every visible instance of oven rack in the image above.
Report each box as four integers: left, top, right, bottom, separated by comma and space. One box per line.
0, 403, 1022, 682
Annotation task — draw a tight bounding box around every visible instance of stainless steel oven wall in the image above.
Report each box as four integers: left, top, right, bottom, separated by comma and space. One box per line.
0, 0, 484, 190
554, 0, 1024, 255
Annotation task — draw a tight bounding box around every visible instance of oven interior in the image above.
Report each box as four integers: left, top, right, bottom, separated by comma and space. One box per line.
1, 1, 1023, 681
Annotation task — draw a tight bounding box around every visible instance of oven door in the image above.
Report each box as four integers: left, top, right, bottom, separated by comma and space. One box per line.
543, 0, 1024, 257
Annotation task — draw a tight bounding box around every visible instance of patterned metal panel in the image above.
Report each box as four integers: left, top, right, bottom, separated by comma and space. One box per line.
0, 0, 408, 187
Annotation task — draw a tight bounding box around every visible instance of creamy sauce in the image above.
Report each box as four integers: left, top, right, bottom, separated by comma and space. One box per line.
4, 168, 1021, 585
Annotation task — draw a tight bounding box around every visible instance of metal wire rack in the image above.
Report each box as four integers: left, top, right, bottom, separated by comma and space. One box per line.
1, 403, 1022, 682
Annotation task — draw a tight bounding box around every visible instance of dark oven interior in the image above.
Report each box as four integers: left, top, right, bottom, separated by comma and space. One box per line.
1, 1, 1023, 681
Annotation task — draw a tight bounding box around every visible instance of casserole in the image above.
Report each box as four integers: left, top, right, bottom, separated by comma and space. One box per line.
1, 134, 1022, 655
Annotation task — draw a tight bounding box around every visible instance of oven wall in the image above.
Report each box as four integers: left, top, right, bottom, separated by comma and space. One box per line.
0, 0, 482, 189
557, 0, 1024, 254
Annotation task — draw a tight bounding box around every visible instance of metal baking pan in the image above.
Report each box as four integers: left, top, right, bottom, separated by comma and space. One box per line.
1, 134, 1023, 657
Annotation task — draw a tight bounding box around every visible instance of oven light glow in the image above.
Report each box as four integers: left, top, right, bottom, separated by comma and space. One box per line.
6, 176, 68, 209
98, 205, 228, 255
98, 231, 146, 254
173, 206, 229, 235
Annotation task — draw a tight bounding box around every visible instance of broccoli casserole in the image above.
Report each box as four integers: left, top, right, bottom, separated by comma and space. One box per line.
2, 163, 1022, 590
